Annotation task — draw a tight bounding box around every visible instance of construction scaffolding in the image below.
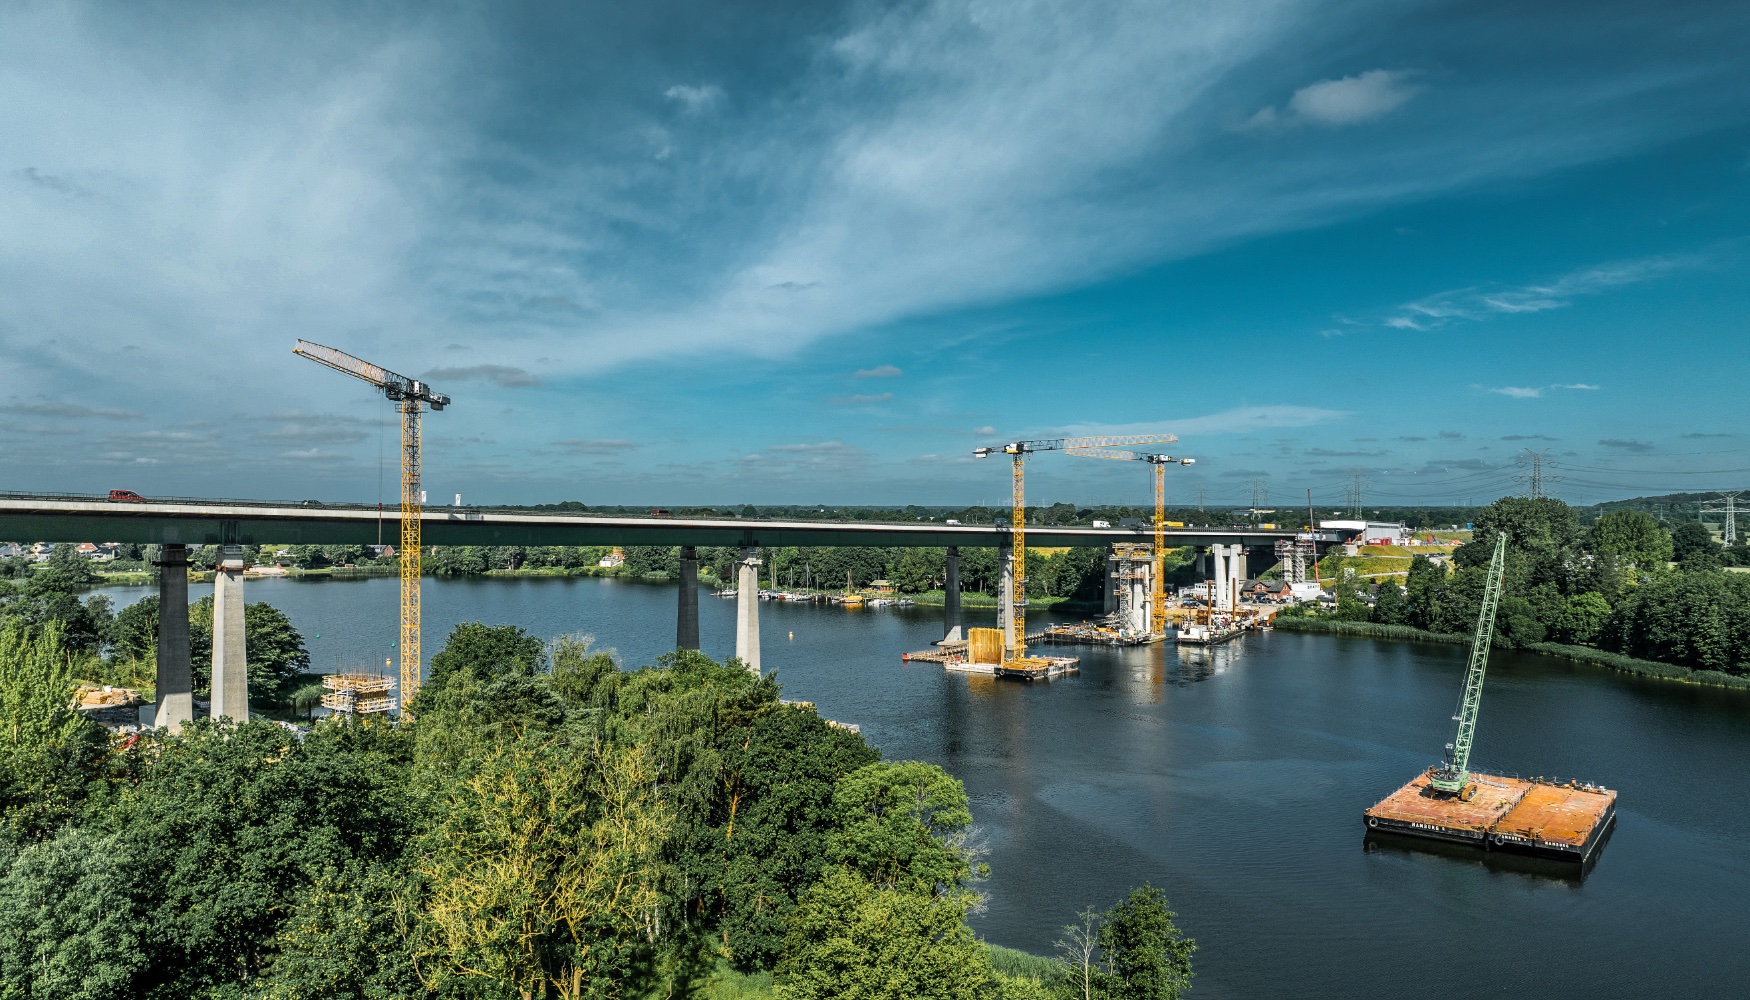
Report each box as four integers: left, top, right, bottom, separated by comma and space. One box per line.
320, 673, 398, 716
1275, 537, 1318, 584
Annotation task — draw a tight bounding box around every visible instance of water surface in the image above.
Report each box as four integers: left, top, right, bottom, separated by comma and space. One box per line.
109, 576, 1750, 999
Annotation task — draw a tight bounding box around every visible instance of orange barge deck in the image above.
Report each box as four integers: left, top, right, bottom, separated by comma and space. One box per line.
1364, 768, 1616, 862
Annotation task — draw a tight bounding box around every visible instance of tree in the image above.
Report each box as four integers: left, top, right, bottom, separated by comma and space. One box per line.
1589, 510, 1672, 568
94, 719, 415, 995
1094, 885, 1195, 1000
704, 704, 879, 970
1602, 571, 1750, 673
111, 595, 159, 663
187, 597, 310, 698
415, 737, 672, 1000
251, 861, 424, 1000
423, 622, 547, 695
772, 867, 995, 1000
1370, 581, 1409, 626
1056, 908, 1102, 1000
1670, 521, 1717, 564
891, 548, 941, 594
827, 761, 979, 894
0, 621, 105, 840
0, 829, 147, 1000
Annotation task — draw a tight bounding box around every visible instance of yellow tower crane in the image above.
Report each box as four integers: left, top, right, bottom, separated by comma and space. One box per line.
1067, 450, 1195, 636
293, 340, 449, 713
974, 433, 1175, 660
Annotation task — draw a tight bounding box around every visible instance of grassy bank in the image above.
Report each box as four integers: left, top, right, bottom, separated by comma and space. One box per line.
1272, 617, 1750, 690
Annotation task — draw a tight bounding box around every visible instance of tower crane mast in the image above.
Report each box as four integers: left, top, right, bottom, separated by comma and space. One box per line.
974, 433, 1176, 659
293, 340, 449, 713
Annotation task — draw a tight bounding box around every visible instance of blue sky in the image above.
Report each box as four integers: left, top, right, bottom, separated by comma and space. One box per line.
2, 0, 1747, 509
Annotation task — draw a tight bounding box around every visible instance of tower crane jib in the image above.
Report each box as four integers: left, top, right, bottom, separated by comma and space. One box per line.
293, 340, 449, 714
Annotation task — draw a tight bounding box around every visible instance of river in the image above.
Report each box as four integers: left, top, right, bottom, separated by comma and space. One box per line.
108, 576, 1750, 999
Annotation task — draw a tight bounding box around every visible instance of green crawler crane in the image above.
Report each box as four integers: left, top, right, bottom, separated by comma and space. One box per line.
1429, 532, 1509, 798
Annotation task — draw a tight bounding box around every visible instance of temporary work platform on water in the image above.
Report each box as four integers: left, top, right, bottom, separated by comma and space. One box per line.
1365, 768, 1617, 861
901, 626, 1079, 679
1364, 533, 1617, 862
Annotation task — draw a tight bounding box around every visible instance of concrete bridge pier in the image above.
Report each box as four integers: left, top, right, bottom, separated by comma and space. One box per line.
676, 546, 699, 650
943, 546, 964, 642
152, 544, 193, 731
1228, 546, 1248, 610
1210, 544, 1231, 614
210, 545, 248, 722
735, 547, 762, 674
1196, 548, 1207, 577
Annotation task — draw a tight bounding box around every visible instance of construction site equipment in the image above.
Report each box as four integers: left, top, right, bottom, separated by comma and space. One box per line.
973, 434, 1176, 662
1430, 532, 1508, 795
320, 673, 397, 716
293, 340, 449, 713
968, 627, 1005, 665
1364, 529, 1617, 862
1066, 450, 1194, 635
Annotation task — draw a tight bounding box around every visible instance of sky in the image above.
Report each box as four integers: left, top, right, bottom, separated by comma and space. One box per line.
2, 0, 1748, 510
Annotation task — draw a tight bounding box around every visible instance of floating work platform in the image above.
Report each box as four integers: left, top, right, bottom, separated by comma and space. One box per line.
994, 656, 1080, 681
1175, 623, 1244, 646
1364, 768, 1617, 862
900, 645, 1079, 680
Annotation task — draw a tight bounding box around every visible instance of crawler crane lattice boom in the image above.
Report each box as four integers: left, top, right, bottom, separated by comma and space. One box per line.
1430, 532, 1508, 796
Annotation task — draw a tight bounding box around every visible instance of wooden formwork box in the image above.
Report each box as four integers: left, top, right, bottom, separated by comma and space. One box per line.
969, 627, 1005, 665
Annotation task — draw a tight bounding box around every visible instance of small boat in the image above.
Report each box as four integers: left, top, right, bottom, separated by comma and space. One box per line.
841, 593, 865, 607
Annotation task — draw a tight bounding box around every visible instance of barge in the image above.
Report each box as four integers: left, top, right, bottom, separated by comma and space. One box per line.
1175, 622, 1244, 646
1364, 767, 1617, 862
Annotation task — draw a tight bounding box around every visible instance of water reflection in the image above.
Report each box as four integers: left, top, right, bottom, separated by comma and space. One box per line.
1362, 827, 1608, 886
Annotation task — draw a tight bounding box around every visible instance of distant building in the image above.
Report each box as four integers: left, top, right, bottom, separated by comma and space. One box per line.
597, 548, 625, 568
0, 543, 22, 560
1319, 520, 1410, 546
868, 579, 896, 595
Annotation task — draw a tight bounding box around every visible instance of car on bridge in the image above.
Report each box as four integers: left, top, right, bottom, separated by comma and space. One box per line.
107, 489, 146, 503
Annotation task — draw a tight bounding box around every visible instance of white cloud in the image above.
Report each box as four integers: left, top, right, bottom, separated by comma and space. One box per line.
972, 425, 996, 437
1287, 69, 1421, 125
1480, 383, 1600, 399
1053, 405, 1348, 440
1380, 254, 1703, 331
854, 364, 904, 378
663, 84, 724, 113
829, 392, 893, 404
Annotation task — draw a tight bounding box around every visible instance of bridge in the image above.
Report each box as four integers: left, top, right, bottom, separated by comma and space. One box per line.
2, 492, 1335, 731
0, 493, 1305, 549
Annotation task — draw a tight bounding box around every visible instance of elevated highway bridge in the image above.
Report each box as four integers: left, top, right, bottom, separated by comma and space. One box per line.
0, 493, 1322, 549
1, 491, 1339, 732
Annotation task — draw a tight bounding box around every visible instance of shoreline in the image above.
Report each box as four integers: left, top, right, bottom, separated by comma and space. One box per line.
1272, 616, 1750, 691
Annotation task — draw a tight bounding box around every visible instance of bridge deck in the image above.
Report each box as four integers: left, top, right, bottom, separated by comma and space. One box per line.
0, 493, 1316, 548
